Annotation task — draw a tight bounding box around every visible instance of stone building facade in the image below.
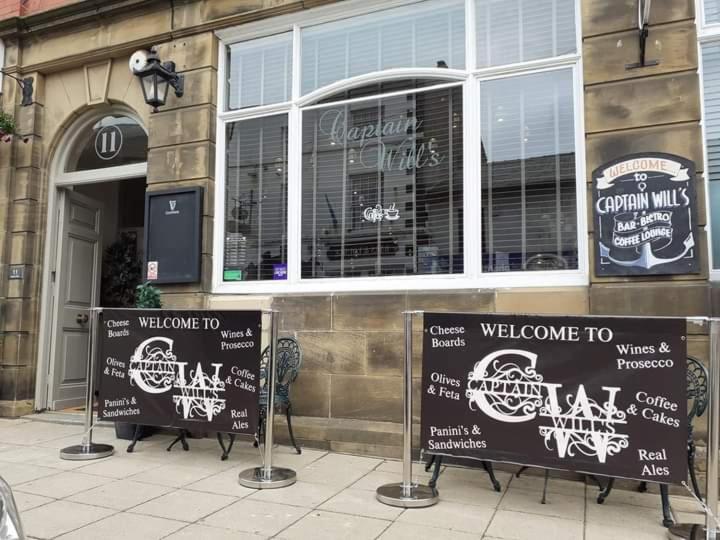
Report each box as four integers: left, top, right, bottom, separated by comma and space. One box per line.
0, 0, 714, 460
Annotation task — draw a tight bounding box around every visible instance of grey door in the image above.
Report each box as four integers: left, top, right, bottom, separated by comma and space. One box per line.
50, 189, 102, 410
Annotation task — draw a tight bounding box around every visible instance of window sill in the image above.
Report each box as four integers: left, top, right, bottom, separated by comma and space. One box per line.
211, 270, 588, 295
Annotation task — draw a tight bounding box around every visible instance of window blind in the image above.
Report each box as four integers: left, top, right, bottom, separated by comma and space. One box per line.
476, 0, 576, 68
481, 70, 577, 272
227, 33, 292, 110
703, 44, 720, 268
706, 0, 720, 24
224, 115, 288, 281
301, 1, 465, 95
301, 84, 464, 278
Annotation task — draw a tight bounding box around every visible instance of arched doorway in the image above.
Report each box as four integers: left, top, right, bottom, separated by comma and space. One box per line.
37, 108, 148, 411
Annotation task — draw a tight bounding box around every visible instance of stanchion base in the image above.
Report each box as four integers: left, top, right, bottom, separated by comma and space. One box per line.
666, 523, 714, 540
238, 467, 297, 489
376, 482, 439, 508
59, 443, 114, 461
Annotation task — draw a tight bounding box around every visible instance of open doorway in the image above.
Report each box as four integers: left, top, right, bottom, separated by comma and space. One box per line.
76, 178, 146, 309
51, 178, 147, 412
38, 110, 149, 412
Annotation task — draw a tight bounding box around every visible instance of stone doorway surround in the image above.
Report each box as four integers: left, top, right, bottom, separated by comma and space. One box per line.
34, 104, 148, 412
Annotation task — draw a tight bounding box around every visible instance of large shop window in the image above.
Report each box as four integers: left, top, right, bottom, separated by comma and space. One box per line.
218, 0, 583, 291
301, 85, 463, 278
224, 115, 288, 281
481, 70, 578, 272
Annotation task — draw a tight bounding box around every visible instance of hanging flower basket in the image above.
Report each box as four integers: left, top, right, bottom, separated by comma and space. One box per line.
0, 112, 25, 143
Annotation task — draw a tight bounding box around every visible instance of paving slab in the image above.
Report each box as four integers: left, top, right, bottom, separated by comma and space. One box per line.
67, 479, 174, 510
318, 487, 405, 520
165, 523, 268, 539
15, 471, 110, 499
201, 499, 310, 536
130, 488, 238, 522
246, 480, 343, 509
276, 510, 391, 540
55, 511, 186, 540
20, 499, 115, 539
485, 509, 584, 540
396, 500, 495, 534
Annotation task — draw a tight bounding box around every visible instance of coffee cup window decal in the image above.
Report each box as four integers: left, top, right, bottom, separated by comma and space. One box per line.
592, 152, 699, 276
362, 203, 400, 224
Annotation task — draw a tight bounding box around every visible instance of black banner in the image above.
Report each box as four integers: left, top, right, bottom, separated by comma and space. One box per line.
593, 152, 699, 276
421, 313, 688, 483
97, 309, 261, 434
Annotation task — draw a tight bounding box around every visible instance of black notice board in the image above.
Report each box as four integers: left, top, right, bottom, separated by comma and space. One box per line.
592, 152, 699, 276
144, 187, 203, 284
421, 312, 688, 484
97, 309, 262, 434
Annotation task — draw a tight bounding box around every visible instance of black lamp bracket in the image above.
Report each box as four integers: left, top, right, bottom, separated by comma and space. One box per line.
0, 69, 34, 106
626, 0, 659, 70
161, 61, 184, 98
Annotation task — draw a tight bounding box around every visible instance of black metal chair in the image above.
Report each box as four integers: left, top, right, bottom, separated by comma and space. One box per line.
217, 337, 303, 460
424, 454, 502, 492
596, 356, 709, 527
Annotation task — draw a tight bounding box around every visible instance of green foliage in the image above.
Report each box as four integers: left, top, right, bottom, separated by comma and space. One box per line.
101, 232, 142, 307
0, 112, 16, 142
135, 282, 162, 308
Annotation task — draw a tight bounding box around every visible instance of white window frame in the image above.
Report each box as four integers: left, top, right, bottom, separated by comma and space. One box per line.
213, 0, 587, 294
696, 0, 720, 280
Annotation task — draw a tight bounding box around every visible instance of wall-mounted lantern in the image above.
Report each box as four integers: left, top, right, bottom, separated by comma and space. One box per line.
129, 48, 184, 112
626, 0, 659, 69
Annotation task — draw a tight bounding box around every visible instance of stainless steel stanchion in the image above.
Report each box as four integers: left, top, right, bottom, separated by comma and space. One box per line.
238, 310, 297, 489
668, 317, 719, 540
376, 310, 438, 508
60, 308, 114, 460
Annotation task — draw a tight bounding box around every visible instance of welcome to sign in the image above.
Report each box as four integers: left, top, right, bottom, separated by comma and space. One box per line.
97, 309, 262, 434
421, 312, 687, 483
592, 152, 699, 276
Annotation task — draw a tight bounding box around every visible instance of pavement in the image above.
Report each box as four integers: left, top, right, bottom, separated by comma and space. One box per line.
0, 416, 709, 540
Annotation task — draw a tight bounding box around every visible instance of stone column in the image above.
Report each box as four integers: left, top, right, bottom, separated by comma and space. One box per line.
0, 37, 45, 417
146, 32, 218, 309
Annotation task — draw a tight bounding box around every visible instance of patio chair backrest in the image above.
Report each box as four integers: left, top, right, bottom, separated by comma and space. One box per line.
259, 337, 303, 406
687, 355, 708, 422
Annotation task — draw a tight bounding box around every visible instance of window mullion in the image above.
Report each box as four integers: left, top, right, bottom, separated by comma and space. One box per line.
464, 76, 481, 280
287, 106, 303, 285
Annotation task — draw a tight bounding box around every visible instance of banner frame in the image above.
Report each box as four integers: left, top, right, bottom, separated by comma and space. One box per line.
238, 309, 297, 489
397, 310, 718, 540
376, 310, 439, 508
60, 307, 115, 461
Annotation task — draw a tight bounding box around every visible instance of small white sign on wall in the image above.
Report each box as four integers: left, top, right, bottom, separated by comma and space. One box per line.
147, 261, 158, 280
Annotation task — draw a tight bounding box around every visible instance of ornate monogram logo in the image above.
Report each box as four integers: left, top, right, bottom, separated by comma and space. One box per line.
129, 337, 226, 421
466, 349, 629, 464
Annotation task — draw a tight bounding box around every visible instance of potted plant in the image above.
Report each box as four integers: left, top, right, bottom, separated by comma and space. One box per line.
101, 232, 142, 308
135, 282, 162, 309
99, 234, 148, 441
